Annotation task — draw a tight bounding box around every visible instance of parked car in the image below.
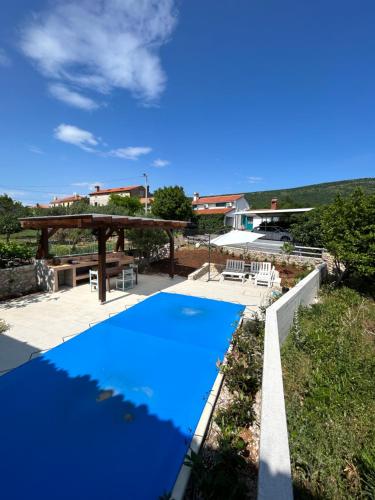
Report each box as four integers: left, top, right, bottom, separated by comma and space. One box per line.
252, 225, 293, 242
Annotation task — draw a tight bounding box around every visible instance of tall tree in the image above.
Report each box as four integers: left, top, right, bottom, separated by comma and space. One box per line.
151, 186, 193, 221
289, 208, 325, 247
321, 189, 375, 280
0, 195, 29, 242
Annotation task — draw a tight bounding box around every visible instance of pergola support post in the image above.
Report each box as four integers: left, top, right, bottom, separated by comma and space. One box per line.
115, 229, 125, 252
166, 229, 175, 279
36, 228, 57, 259
97, 227, 107, 304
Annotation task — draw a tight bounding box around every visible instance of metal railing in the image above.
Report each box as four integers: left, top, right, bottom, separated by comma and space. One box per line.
291, 245, 324, 258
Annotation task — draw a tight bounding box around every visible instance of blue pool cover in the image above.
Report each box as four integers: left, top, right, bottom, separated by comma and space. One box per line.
0, 292, 244, 499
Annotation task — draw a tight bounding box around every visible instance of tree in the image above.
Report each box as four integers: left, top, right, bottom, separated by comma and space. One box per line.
126, 228, 168, 263
108, 194, 143, 215
0, 195, 29, 242
152, 186, 193, 221
289, 208, 325, 247
321, 189, 375, 280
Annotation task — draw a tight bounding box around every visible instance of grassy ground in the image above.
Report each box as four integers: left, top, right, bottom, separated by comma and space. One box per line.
282, 287, 375, 499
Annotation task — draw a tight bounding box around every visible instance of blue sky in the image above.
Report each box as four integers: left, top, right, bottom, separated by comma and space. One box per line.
0, 0, 374, 205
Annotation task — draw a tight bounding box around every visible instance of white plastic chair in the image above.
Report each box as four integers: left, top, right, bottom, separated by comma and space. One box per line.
116, 268, 135, 291
89, 269, 98, 292
248, 261, 272, 281
254, 267, 275, 288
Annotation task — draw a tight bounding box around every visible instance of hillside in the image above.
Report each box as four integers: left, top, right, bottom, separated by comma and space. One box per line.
245, 177, 375, 208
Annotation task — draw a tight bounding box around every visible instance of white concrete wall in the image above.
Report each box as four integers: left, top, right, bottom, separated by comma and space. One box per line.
236, 196, 250, 211
252, 215, 263, 228
257, 263, 326, 500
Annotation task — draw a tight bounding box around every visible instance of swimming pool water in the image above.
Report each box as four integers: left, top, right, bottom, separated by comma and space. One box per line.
0, 292, 244, 499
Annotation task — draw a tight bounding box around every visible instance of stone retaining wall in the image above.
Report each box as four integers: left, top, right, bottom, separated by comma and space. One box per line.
0, 265, 38, 300
221, 246, 322, 267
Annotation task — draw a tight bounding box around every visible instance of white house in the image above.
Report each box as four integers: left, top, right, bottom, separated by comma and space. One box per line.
192, 192, 250, 226
89, 185, 148, 207
233, 198, 313, 230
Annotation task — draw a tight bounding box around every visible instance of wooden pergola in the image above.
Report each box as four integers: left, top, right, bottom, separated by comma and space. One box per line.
20, 214, 189, 303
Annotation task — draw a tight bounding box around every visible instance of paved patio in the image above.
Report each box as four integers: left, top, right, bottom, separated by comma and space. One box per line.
0, 273, 271, 374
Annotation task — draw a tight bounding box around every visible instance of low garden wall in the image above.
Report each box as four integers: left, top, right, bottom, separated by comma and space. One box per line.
0, 265, 38, 300
258, 263, 327, 500
221, 245, 322, 267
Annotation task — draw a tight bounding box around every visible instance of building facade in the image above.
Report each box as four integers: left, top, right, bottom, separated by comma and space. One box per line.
192, 192, 250, 226
49, 194, 85, 208
89, 185, 148, 207
234, 198, 313, 230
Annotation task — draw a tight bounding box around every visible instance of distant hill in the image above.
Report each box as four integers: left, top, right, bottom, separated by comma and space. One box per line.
245, 178, 375, 209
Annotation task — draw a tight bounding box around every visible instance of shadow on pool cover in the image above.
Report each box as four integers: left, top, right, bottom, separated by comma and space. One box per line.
0, 352, 188, 500
0, 293, 244, 499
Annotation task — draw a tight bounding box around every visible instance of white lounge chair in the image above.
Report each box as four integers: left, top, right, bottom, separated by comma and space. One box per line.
249, 261, 272, 276
254, 267, 276, 288
220, 259, 247, 284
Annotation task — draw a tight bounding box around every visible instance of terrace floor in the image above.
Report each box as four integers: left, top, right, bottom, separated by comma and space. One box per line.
0, 272, 271, 374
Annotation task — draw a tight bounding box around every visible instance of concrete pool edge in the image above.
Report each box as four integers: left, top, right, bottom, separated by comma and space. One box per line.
171, 365, 224, 499
171, 315, 245, 500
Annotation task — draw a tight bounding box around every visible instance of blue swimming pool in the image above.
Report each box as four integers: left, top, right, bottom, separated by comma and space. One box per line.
0, 292, 244, 499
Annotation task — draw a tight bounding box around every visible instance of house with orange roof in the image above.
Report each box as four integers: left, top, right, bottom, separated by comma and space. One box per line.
89, 185, 149, 207
49, 194, 86, 208
192, 192, 250, 227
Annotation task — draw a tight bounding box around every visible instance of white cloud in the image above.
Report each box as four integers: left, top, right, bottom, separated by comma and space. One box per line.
49, 83, 98, 110
0, 48, 11, 66
20, 0, 178, 109
247, 176, 263, 184
54, 124, 99, 152
109, 146, 152, 160
152, 158, 170, 167
29, 145, 45, 155
53, 123, 154, 161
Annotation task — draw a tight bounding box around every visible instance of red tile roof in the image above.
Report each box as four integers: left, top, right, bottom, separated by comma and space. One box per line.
50, 194, 84, 204
194, 207, 234, 215
32, 203, 50, 209
89, 185, 143, 196
192, 194, 243, 205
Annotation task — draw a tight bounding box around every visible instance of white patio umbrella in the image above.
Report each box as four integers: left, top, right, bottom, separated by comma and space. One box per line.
210, 229, 265, 246
202, 230, 265, 281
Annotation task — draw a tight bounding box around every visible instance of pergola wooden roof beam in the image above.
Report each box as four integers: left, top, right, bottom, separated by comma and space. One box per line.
19, 214, 189, 303
20, 214, 189, 231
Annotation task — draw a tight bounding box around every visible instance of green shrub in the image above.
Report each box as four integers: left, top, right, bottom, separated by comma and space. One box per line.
186, 317, 265, 499
0, 241, 34, 262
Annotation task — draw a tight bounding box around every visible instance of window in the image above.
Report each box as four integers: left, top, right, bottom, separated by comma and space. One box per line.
216, 202, 226, 207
